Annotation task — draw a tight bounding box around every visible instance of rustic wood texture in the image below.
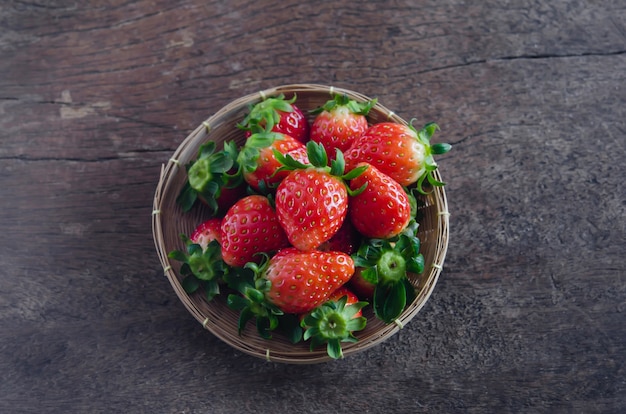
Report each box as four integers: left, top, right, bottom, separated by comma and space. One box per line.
1, 0, 624, 412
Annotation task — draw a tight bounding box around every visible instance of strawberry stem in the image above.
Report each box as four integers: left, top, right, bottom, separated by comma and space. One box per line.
224, 264, 284, 339
176, 142, 238, 214
408, 120, 452, 195
168, 238, 229, 302
238, 93, 296, 133
310, 93, 377, 116
273, 140, 367, 196
301, 295, 368, 359
351, 221, 424, 323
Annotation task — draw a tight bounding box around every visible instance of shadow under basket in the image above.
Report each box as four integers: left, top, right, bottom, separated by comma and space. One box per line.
152, 83, 450, 364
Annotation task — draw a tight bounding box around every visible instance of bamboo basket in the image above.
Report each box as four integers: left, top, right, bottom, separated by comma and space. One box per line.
152, 84, 449, 364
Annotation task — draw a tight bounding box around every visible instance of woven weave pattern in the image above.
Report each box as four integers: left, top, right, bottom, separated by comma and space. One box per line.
152, 84, 449, 363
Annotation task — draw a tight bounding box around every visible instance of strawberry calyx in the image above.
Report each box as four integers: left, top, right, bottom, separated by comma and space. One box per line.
351, 220, 423, 323
236, 129, 284, 174
274, 140, 368, 196
310, 93, 377, 116
410, 121, 452, 195
239, 93, 296, 133
168, 237, 229, 302
224, 259, 284, 339
224, 254, 308, 342
177, 141, 239, 214
301, 295, 368, 359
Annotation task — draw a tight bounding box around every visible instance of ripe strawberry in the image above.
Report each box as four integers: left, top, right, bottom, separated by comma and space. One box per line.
237, 131, 309, 192
220, 195, 289, 267
348, 162, 412, 239
224, 248, 355, 340
318, 219, 360, 255
168, 218, 227, 302
300, 285, 368, 359
344, 121, 451, 193
262, 247, 355, 314
310, 94, 376, 161
240, 94, 309, 143
190, 218, 222, 251
177, 141, 240, 214
274, 141, 367, 251
348, 268, 376, 300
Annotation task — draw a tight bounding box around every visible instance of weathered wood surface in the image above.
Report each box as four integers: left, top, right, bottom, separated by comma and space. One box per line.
1, 0, 624, 412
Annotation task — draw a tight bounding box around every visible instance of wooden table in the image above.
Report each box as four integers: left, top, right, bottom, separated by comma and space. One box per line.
2, 1, 624, 412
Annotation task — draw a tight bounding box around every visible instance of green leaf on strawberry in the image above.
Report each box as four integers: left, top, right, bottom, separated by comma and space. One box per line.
238, 94, 310, 143
235, 129, 309, 192
224, 262, 284, 339
176, 141, 240, 214
412, 121, 451, 194
240, 94, 296, 132
168, 237, 229, 302
310, 93, 377, 116
351, 221, 423, 323
301, 295, 368, 360
273, 140, 368, 195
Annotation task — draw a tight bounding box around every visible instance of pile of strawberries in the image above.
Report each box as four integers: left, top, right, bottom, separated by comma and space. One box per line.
169, 92, 450, 359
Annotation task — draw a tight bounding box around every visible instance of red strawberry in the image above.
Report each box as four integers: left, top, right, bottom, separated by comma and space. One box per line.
220, 195, 289, 267
276, 168, 347, 250
274, 141, 366, 251
210, 183, 248, 214
318, 219, 360, 255
348, 268, 376, 300
348, 162, 412, 239
310, 94, 376, 161
262, 248, 355, 314
190, 218, 222, 251
240, 94, 309, 143
344, 121, 451, 193
238, 131, 309, 192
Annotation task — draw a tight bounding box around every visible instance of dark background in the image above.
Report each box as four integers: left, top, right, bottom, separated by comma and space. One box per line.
1, 1, 624, 412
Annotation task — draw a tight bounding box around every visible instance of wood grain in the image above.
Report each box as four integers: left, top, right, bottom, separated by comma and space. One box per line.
1, 0, 625, 412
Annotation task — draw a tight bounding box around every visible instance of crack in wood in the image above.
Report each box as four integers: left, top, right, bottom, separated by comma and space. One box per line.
0, 149, 174, 163
417, 49, 626, 74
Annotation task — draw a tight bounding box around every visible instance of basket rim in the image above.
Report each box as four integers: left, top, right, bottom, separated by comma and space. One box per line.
151, 83, 449, 364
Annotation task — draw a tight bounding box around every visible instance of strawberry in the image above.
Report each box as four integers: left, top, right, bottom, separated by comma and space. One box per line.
300, 285, 368, 359
309, 94, 376, 161
348, 268, 376, 300
318, 219, 360, 255
177, 141, 242, 214
274, 141, 367, 251
344, 121, 451, 193
240, 94, 309, 143
351, 221, 423, 323
348, 162, 412, 239
261, 247, 355, 314
224, 248, 355, 340
237, 131, 309, 192
168, 218, 228, 302
189, 218, 222, 251
220, 195, 289, 267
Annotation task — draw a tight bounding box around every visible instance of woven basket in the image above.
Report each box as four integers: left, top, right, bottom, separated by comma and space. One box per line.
152, 84, 449, 364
